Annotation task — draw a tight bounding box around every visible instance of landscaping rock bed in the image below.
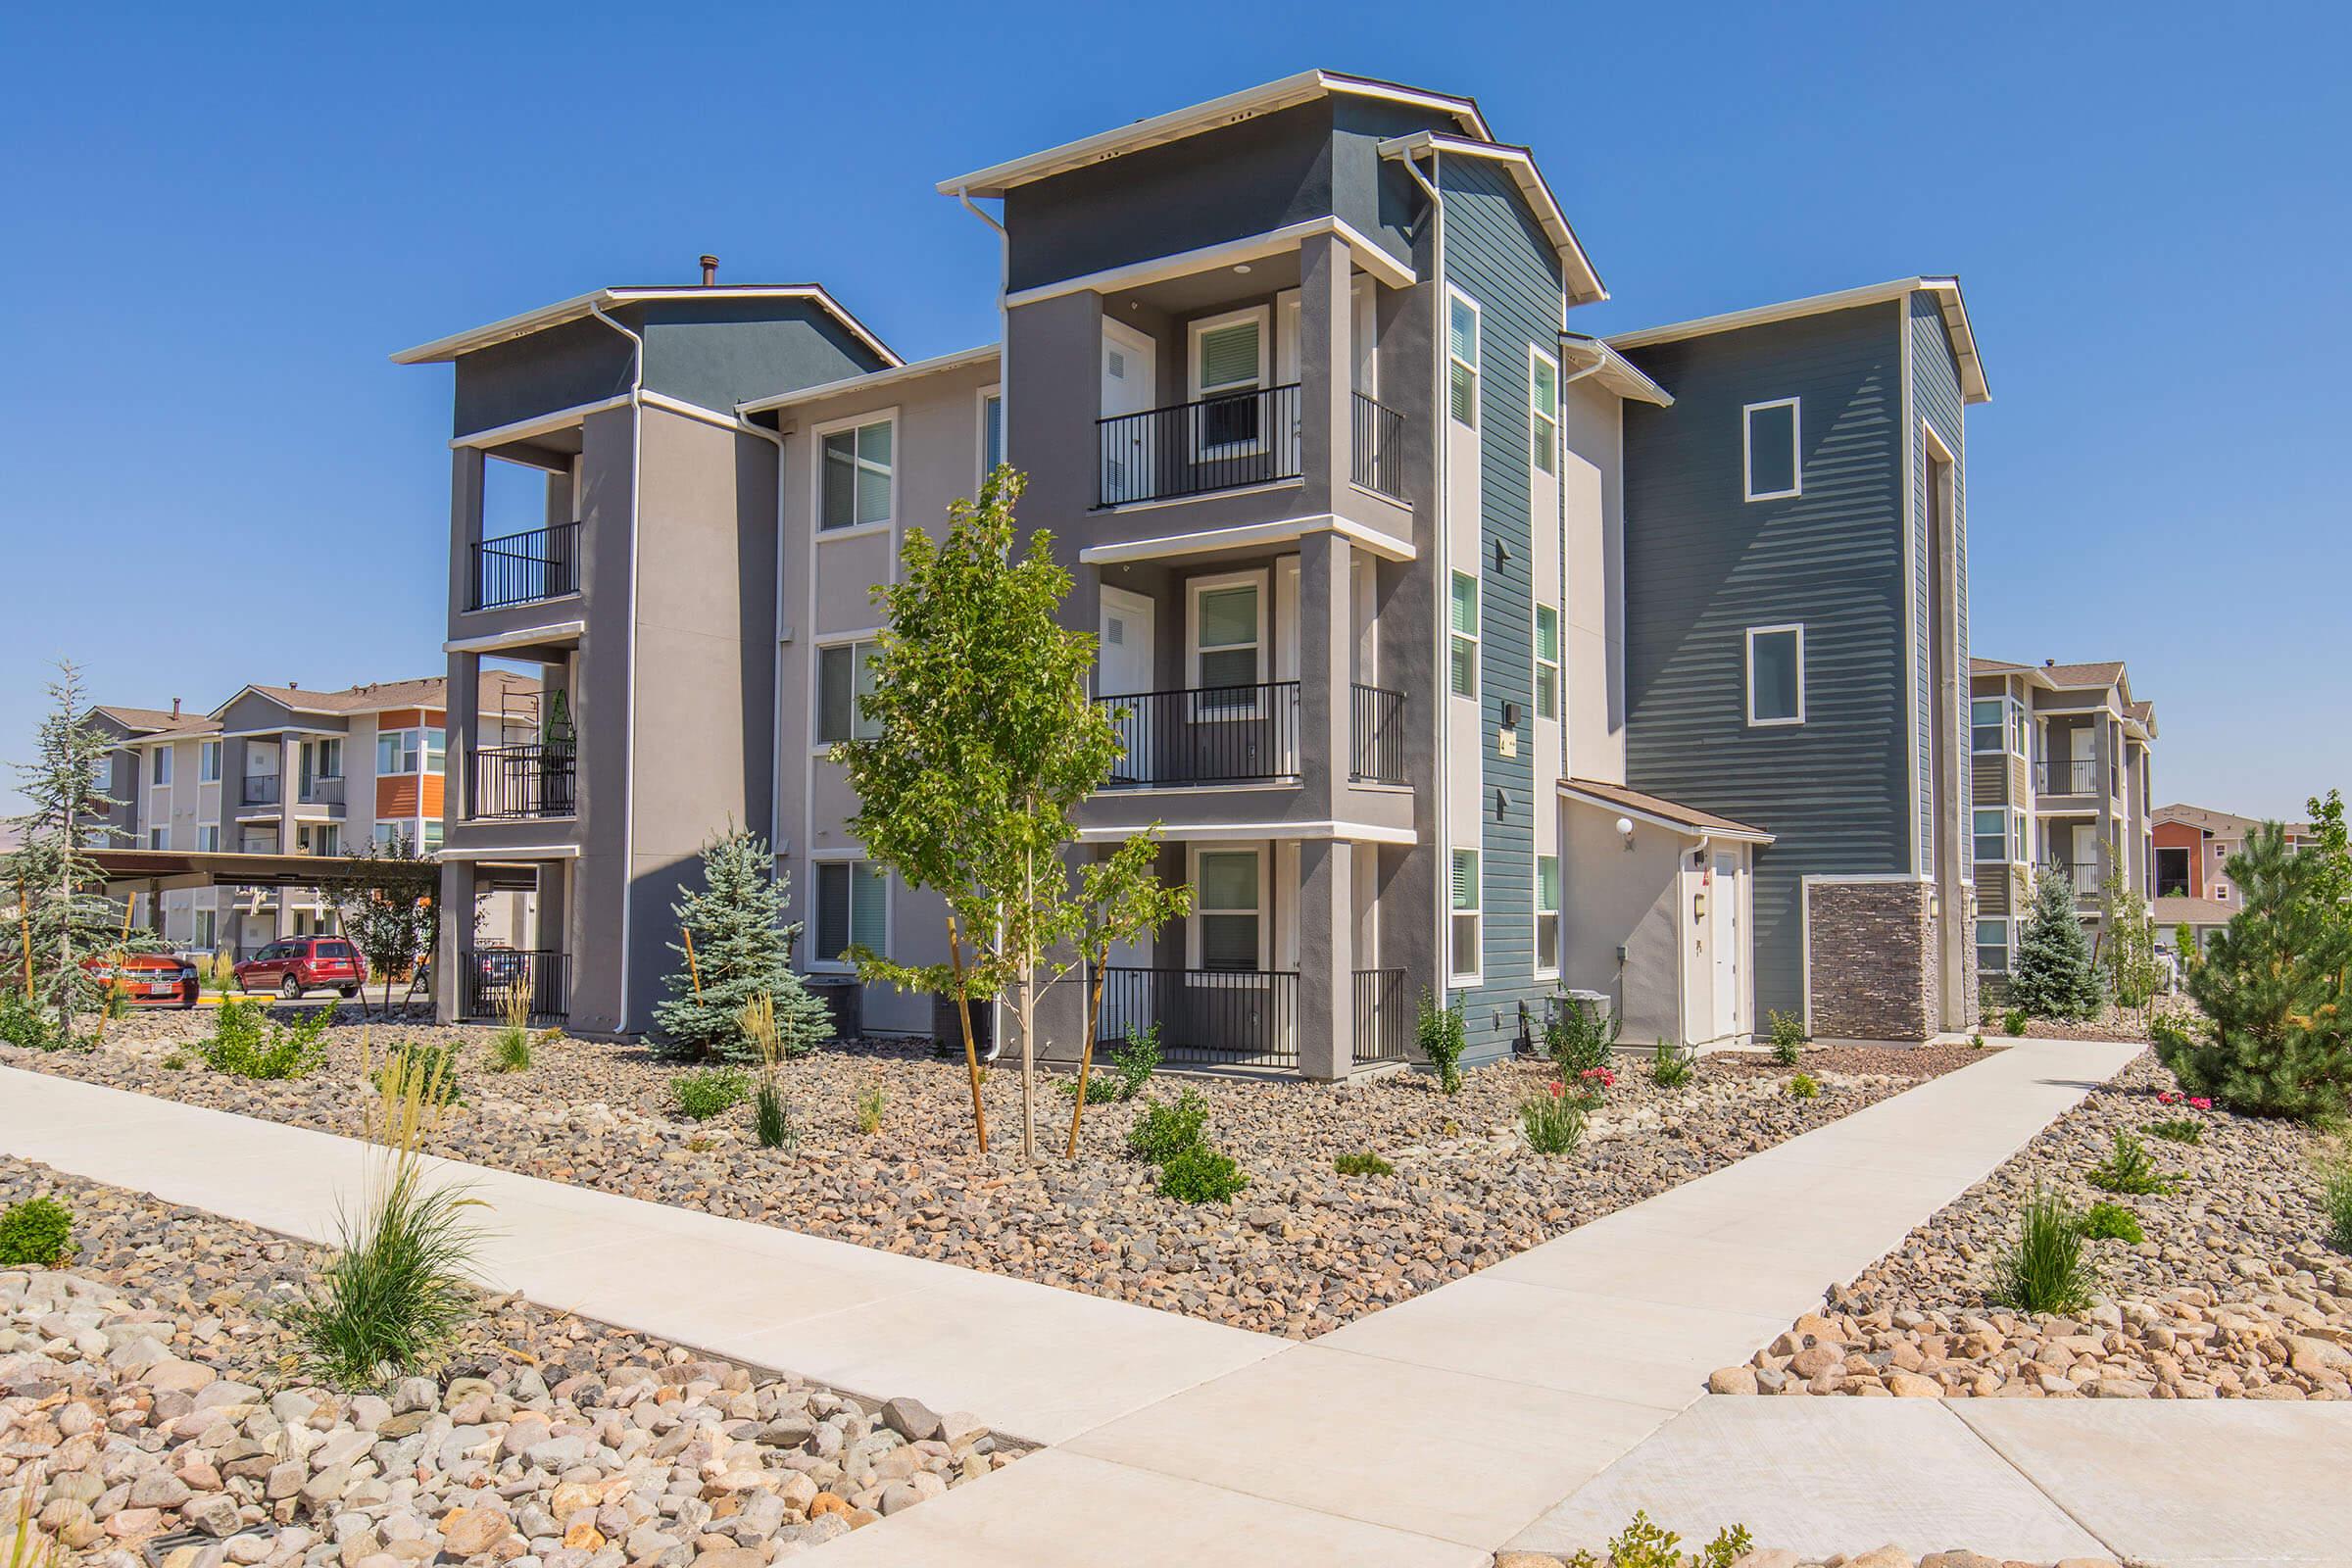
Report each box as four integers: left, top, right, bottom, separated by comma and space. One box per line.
1720, 1052, 2352, 1399
0, 1156, 1019, 1568
1498, 1549, 2127, 1567
3, 1015, 1983, 1338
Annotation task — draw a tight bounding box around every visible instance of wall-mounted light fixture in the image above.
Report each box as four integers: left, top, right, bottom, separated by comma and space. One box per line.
1616, 815, 1635, 852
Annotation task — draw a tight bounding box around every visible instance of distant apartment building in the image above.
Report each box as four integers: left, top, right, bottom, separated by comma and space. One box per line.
2150, 802, 2315, 951
402, 70, 1986, 1061
1968, 658, 2157, 993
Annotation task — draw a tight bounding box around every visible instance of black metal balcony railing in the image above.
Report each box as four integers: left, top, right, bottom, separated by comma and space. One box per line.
1351, 967, 1411, 1065
1348, 684, 1406, 784
1097, 682, 1299, 788
2045, 861, 2103, 898
1093, 966, 1298, 1068
2036, 759, 2098, 795
460, 947, 569, 1020
470, 522, 581, 612
239, 776, 281, 807
1098, 384, 1301, 507
470, 742, 577, 820
1350, 391, 1407, 500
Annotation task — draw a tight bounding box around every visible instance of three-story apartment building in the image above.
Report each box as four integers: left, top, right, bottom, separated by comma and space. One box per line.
402, 70, 1987, 1064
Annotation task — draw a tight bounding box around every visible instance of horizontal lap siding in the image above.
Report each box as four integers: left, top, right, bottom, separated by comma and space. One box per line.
1443, 155, 1560, 1062
1913, 292, 1970, 885
1621, 304, 1909, 1020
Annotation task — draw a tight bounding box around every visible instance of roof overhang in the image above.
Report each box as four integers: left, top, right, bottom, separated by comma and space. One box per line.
84, 849, 403, 891
392, 285, 900, 370
1558, 333, 1673, 406
739, 344, 1002, 416
1380, 130, 1606, 306
936, 70, 1490, 199
1610, 276, 1989, 404
1557, 781, 1775, 845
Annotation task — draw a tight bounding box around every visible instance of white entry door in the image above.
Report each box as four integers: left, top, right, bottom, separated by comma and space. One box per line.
1711, 851, 1742, 1040
1101, 319, 1156, 505
1099, 587, 1155, 787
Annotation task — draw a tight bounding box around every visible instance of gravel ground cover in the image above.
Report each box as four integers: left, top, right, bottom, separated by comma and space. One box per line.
1497, 1547, 2128, 1567
2, 1014, 1984, 1338
1718, 1051, 2352, 1400
0, 1156, 1019, 1568
2002, 998, 2196, 1044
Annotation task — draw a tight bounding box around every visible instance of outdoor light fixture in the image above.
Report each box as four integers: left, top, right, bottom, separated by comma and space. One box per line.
1616, 815, 1635, 850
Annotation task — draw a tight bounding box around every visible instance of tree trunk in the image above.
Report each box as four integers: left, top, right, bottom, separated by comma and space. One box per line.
1066, 953, 1107, 1158
946, 915, 989, 1155
1018, 839, 1036, 1165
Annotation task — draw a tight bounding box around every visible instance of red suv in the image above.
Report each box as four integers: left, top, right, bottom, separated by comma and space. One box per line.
234, 937, 368, 1000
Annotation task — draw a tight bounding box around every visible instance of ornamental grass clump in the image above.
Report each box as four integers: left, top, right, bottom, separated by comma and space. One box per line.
373, 1039, 462, 1109
7, 1469, 69, 1568
1649, 1041, 1692, 1088
2089, 1130, 2180, 1195
1990, 1188, 2096, 1315
1519, 1080, 1588, 1156
671, 1067, 749, 1122
286, 1037, 485, 1389
0, 1197, 74, 1267
487, 984, 532, 1072
740, 994, 797, 1151
854, 1081, 886, 1136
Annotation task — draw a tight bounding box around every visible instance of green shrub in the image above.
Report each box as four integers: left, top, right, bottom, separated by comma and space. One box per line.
1766, 1008, 1805, 1066
1649, 1041, 1692, 1088
1785, 1071, 1820, 1100
1564, 1511, 1752, 1568
1971, 1032, 1988, 1050
1058, 1022, 1163, 1104
671, 1068, 750, 1122
202, 1000, 331, 1080
1415, 989, 1467, 1095
1155, 1143, 1250, 1203
1333, 1151, 1394, 1177
2002, 1004, 2030, 1036
0, 1198, 74, 1267
487, 1027, 531, 1073
0, 992, 55, 1052
752, 1078, 794, 1150
1126, 1090, 1207, 1163
2145, 1116, 2205, 1145
1546, 993, 1619, 1079
372, 1040, 462, 1109
2082, 1200, 2145, 1245
2319, 1150, 2352, 1253
1991, 1189, 2096, 1315
853, 1082, 886, 1136
2089, 1130, 2179, 1195
1519, 1087, 1588, 1156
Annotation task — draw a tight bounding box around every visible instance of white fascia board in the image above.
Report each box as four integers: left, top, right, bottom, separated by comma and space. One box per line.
1379, 131, 1606, 306
1557, 335, 1674, 406
450, 394, 632, 452
444, 620, 587, 655
1556, 784, 1776, 845
436, 843, 581, 860
1609, 276, 1990, 405
1002, 217, 1414, 310
739, 345, 1002, 416
1077, 513, 1417, 566
1076, 818, 1418, 846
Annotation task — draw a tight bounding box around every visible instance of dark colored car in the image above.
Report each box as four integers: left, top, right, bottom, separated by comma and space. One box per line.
233, 936, 368, 999
82, 954, 200, 1008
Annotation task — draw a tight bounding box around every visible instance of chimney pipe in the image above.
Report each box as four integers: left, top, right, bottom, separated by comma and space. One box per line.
171, 698, 181, 717
700, 254, 719, 287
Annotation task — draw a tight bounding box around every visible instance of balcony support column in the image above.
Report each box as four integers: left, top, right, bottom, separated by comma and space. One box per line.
433, 858, 476, 1024
451, 446, 485, 619
447, 650, 480, 823
1298, 231, 1353, 516
1297, 836, 1354, 1080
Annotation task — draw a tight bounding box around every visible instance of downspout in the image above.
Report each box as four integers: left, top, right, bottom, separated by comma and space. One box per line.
587, 303, 644, 1034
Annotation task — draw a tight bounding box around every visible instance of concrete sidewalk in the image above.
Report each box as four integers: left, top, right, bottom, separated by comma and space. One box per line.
0, 1037, 2143, 1566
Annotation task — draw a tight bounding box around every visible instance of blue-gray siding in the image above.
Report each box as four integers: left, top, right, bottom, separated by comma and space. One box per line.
1911, 292, 1970, 885
1619, 302, 1912, 1020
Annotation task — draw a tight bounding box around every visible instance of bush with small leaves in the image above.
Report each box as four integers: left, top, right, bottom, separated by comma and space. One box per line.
2089, 1129, 2180, 1195
2082, 1200, 2146, 1245
202, 999, 332, 1080
2145, 1116, 2205, 1145
1333, 1151, 1394, 1177
1650, 1041, 1693, 1088
1415, 989, 1468, 1095
2002, 1004, 2030, 1036
0, 1198, 74, 1267
1785, 1070, 1819, 1100
1156, 1142, 1250, 1203
1546, 992, 1620, 1079
1991, 1189, 2096, 1315
0, 991, 56, 1052
1563, 1511, 1753, 1568
1971, 1032, 1988, 1050
1058, 1022, 1163, 1104
671, 1067, 750, 1122
1766, 1008, 1805, 1066
854, 1082, 886, 1136
1126, 1089, 1208, 1163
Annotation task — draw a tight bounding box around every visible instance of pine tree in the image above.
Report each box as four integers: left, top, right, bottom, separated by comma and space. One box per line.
2156, 821, 2352, 1119
654, 826, 832, 1061
2009, 865, 2103, 1020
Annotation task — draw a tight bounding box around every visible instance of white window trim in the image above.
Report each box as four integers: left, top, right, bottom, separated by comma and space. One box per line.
1528, 344, 1559, 476
151, 746, 172, 786
975, 383, 1004, 491
1975, 916, 2011, 973
1185, 568, 1270, 712
1449, 845, 1483, 985
1187, 306, 1273, 460
808, 854, 891, 972
1743, 622, 1806, 728
811, 407, 901, 538
1534, 852, 1560, 979
1970, 697, 2008, 756
1533, 602, 1560, 722
1185, 843, 1270, 971
1742, 396, 1802, 502
1448, 570, 1480, 703
811, 636, 884, 752
1446, 287, 1481, 429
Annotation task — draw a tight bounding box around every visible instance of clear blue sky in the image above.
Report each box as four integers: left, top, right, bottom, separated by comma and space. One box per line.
4, 2, 2345, 818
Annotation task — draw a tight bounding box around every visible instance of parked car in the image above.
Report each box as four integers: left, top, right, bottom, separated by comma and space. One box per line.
81, 954, 200, 1008
233, 936, 368, 999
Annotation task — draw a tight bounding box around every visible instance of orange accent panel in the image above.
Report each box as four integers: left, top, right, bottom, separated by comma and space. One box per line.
2153, 820, 2204, 897
420, 774, 444, 818
377, 709, 427, 730
378, 776, 421, 818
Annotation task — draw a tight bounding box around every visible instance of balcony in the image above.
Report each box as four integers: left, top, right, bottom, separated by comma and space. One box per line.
1350, 392, 1407, 501
2035, 759, 2098, 796
239, 776, 281, 808
1099, 385, 1300, 508
1093, 966, 1298, 1069
1097, 683, 1299, 788
459, 947, 569, 1021
1348, 684, 1407, 785
1351, 967, 1411, 1066
2045, 861, 2103, 901
469, 742, 576, 820
469, 522, 580, 612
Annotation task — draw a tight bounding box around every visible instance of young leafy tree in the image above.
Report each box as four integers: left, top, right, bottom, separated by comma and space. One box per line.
836, 466, 1120, 1163
2155, 821, 2352, 1119
656, 826, 831, 1061
2304, 788, 2351, 913
318, 831, 440, 1017
1063, 831, 1192, 1155
2009, 865, 2103, 1020
2097, 868, 2164, 1021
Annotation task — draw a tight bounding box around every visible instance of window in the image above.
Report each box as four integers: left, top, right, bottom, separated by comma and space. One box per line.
2010, 698, 2031, 757
1450, 848, 1481, 980
301, 825, 341, 857
199, 740, 220, 783
313, 738, 342, 779
1529, 348, 1558, 474
426, 729, 447, 775
1971, 699, 2006, 754
371, 822, 411, 850
192, 909, 215, 951
1743, 398, 1800, 501
151, 748, 171, 786
815, 860, 889, 964
2155, 847, 2190, 897
1448, 572, 1479, 700
1744, 624, 1804, 726
420, 821, 443, 854
1534, 605, 1560, 721
820, 418, 894, 531
1535, 855, 1560, 976
1446, 291, 1480, 427
1976, 918, 2009, 975
1974, 808, 2008, 865
1190, 308, 1268, 454
817, 642, 881, 743
1194, 850, 1261, 973
196, 826, 220, 853
147, 827, 168, 851
377, 730, 422, 775
1191, 579, 1261, 691
979, 390, 1004, 482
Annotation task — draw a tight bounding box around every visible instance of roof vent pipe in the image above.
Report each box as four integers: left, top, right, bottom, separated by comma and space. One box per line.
171, 698, 181, 717
700, 254, 719, 286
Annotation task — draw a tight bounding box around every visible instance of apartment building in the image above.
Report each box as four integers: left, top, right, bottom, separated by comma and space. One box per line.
1968, 658, 2157, 992
403, 69, 1987, 1063
86, 674, 537, 957
2150, 802, 2312, 951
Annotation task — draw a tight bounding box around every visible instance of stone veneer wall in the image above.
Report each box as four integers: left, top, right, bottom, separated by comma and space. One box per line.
1806, 877, 1935, 1042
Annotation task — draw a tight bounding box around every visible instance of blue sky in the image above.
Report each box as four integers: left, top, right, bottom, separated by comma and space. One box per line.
3, 2, 2345, 818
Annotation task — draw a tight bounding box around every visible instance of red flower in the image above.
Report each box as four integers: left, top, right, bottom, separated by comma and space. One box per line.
1548, 1080, 1565, 1099
2157, 1092, 2180, 1104
2188, 1097, 2212, 1110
